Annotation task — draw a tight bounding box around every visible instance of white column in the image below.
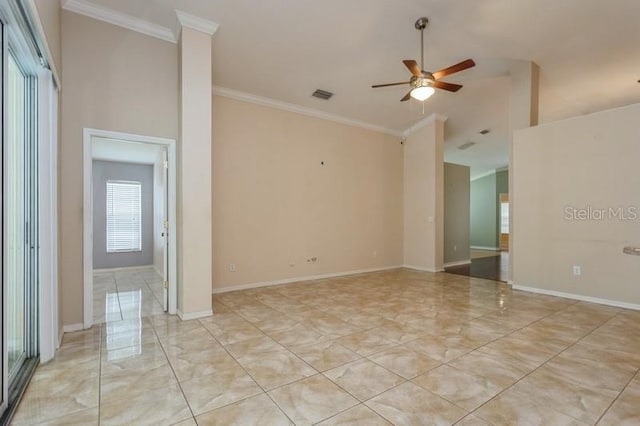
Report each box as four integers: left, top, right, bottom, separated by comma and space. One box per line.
403, 114, 447, 272
176, 11, 218, 319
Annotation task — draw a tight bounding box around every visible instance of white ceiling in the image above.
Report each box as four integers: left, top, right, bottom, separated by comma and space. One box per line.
73, 0, 640, 178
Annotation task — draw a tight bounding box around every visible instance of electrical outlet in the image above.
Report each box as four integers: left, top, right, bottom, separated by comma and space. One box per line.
373, 250, 378, 257
573, 265, 581, 276
229, 263, 237, 272
454, 245, 457, 252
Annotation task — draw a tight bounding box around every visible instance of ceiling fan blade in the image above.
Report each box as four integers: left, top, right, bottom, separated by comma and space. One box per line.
432, 59, 476, 80
403, 60, 423, 77
372, 81, 410, 88
400, 91, 412, 102
432, 80, 463, 92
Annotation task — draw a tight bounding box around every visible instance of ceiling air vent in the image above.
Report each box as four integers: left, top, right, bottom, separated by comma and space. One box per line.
458, 141, 476, 150
312, 89, 333, 100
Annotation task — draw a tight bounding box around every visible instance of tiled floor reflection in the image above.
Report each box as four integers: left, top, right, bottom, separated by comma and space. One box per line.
93, 267, 165, 324
11, 268, 640, 425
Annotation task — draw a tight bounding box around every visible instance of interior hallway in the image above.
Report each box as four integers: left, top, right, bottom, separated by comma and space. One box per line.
11, 268, 640, 425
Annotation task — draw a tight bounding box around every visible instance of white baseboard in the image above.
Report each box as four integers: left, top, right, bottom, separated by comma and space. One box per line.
512, 284, 640, 311
443, 260, 471, 268
93, 265, 155, 273
402, 264, 444, 273
470, 246, 501, 251
62, 323, 84, 333
212, 265, 404, 294
178, 309, 213, 321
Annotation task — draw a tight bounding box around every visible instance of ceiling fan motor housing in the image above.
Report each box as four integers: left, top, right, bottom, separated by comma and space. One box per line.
410, 74, 434, 89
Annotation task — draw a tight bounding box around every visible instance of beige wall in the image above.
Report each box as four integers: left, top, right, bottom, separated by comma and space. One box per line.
211, 96, 403, 291
513, 103, 640, 306
403, 118, 445, 271
444, 163, 470, 264
60, 11, 178, 326
34, 0, 61, 77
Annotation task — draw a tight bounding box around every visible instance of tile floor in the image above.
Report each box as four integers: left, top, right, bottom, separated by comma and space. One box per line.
92, 268, 166, 324
11, 268, 640, 425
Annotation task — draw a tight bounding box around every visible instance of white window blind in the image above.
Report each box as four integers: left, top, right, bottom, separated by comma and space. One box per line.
106, 181, 142, 253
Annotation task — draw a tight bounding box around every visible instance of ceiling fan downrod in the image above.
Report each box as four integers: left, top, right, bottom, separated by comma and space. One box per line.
415, 17, 429, 71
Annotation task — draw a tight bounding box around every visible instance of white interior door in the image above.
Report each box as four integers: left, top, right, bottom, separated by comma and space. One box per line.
162, 149, 168, 311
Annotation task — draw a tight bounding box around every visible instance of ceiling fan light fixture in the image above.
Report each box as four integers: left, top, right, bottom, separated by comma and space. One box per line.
410, 86, 435, 101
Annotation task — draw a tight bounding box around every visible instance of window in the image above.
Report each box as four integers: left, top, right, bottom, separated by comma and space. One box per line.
500, 200, 509, 234
106, 181, 142, 252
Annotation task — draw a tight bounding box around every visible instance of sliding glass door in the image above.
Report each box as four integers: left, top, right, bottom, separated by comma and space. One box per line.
1, 3, 42, 419
6, 52, 30, 381
5, 49, 39, 394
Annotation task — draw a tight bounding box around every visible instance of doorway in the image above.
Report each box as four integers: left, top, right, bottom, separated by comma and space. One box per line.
445, 169, 509, 282
83, 129, 177, 329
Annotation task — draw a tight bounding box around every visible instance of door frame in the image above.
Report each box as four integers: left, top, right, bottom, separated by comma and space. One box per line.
38, 68, 58, 363
82, 128, 177, 328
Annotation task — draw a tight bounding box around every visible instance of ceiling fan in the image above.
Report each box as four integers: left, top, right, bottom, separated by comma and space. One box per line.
372, 17, 476, 102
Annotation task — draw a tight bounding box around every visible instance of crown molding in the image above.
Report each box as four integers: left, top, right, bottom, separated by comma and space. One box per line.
402, 113, 448, 138
60, 0, 447, 139
470, 164, 509, 181
470, 169, 498, 181
62, 0, 177, 43
212, 86, 403, 137
175, 10, 219, 37
471, 170, 495, 181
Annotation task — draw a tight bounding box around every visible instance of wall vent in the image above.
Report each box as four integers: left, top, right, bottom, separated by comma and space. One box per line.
312, 89, 333, 100
458, 141, 476, 150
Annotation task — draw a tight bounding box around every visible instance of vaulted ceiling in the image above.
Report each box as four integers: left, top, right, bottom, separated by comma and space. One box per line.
68, 0, 640, 177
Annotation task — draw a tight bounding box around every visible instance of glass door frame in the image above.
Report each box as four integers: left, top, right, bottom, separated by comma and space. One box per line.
4, 46, 39, 406
1, 4, 41, 419
6, 49, 28, 382
1, 18, 7, 416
